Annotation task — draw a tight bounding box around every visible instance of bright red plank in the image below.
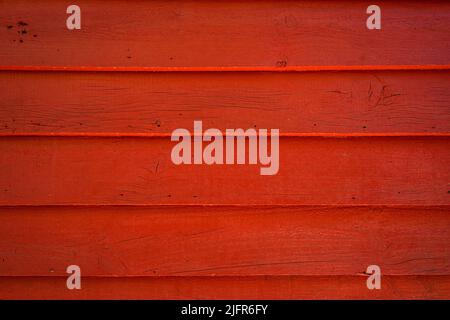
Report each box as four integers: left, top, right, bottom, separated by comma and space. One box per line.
0, 205, 448, 276
0, 137, 449, 205
1, 71, 449, 134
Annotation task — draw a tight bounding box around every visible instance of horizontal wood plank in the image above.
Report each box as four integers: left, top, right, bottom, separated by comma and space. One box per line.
0, 137, 448, 205
0, 0, 449, 68
0, 206, 448, 276
1, 71, 449, 134
1, 276, 449, 299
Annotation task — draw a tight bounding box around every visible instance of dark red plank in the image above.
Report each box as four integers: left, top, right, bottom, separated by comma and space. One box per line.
1, 276, 449, 299
0, 0, 449, 68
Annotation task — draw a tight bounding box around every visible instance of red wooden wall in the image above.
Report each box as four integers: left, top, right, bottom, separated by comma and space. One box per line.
0, 0, 449, 299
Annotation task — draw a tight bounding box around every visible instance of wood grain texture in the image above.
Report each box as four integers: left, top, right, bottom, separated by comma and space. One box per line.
1, 276, 449, 300
0, 0, 449, 68
0, 137, 449, 205
1, 0, 449, 300
0, 205, 448, 276
1, 71, 449, 134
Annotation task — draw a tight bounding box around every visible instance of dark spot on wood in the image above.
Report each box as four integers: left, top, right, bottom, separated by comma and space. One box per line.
167, 194, 171, 197
284, 15, 297, 28
352, 196, 356, 200
33, 34, 37, 38
17, 21, 28, 26
21, 30, 27, 34
7, 25, 13, 29
329, 90, 347, 95
120, 193, 124, 197
127, 56, 132, 59
362, 126, 367, 129
19, 39, 23, 43
276, 60, 287, 67
155, 119, 161, 127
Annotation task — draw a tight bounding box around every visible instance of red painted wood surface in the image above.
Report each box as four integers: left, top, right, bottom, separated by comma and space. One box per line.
0, 0, 449, 69
0, 206, 448, 277
1, 276, 449, 300
0, 71, 449, 135
1, 137, 449, 205
0, 0, 449, 299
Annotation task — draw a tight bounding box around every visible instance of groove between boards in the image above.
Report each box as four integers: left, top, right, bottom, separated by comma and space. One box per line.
1, 65, 450, 72
0, 204, 448, 209
1, 275, 448, 279
1, 133, 450, 138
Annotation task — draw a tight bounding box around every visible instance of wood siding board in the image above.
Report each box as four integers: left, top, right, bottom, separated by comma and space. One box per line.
1, 276, 450, 299
1, 71, 450, 134
0, 0, 449, 68
0, 206, 448, 277
0, 137, 449, 205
